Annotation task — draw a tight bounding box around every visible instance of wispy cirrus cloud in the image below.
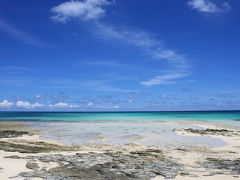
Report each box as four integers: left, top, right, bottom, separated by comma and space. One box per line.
51, 0, 112, 22
0, 75, 137, 93
79, 60, 125, 68
140, 72, 190, 86
51, 1, 188, 68
187, 0, 231, 14
94, 23, 187, 67
78, 60, 143, 72
0, 66, 35, 74
0, 19, 44, 46
51, 0, 192, 87
0, 66, 29, 71
94, 24, 160, 48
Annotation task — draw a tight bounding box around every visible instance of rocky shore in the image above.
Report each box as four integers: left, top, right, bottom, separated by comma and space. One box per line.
0, 122, 240, 180
13, 150, 183, 180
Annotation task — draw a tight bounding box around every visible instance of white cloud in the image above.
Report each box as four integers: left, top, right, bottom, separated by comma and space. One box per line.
51, 0, 188, 67
0, 100, 13, 108
16, 101, 44, 109
51, 0, 112, 22
49, 102, 79, 108
95, 24, 187, 66
141, 72, 189, 86
51, 1, 187, 67
51, 0, 191, 84
187, 0, 231, 13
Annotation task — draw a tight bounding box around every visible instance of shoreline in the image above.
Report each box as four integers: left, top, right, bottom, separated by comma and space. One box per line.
0, 121, 240, 179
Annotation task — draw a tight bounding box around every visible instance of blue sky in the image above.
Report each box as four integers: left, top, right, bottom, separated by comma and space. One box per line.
0, 0, 240, 111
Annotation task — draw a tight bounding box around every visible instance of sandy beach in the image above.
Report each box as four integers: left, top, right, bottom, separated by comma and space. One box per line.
1, 0, 240, 179
0, 121, 240, 180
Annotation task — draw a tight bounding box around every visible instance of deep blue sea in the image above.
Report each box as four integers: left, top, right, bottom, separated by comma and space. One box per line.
0, 111, 240, 123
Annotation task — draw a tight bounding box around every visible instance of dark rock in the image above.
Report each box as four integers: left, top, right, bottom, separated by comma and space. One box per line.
0, 141, 78, 153
19, 171, 45, 178
19, 149, 184, 180
0, 130, 29, 138
26, 162, 39, 170
202, 158, 240, 175
4, 155, 22, 159
180, 128, 239, 136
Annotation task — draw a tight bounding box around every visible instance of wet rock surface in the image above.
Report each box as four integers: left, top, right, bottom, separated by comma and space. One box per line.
0, 130, 29, 138
0, 141, 78, 153
202, 158, 240, 175
26, 162, 40, 170
16, 150, 184, 180
3, 155, 22, 159
179, 128, 239, 136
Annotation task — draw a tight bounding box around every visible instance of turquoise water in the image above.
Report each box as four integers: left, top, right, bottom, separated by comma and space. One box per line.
1, 111, 239, 147
0, 111, 240, 122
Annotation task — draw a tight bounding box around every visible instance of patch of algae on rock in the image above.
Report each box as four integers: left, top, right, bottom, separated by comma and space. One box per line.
0, 141, 79, 153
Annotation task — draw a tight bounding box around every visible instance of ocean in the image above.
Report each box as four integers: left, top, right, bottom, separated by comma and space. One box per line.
0, 111, 240, 123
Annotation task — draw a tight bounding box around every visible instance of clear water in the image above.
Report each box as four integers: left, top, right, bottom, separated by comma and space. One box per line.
29, 121, 227, 148
1, 111, 239, 148
0, 111, 239, 123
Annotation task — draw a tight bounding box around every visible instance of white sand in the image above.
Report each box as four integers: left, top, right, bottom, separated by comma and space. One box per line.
0, 151, 30, 180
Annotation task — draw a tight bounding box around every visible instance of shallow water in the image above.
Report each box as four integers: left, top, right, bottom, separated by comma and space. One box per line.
26, 121, 227, 148
1, 111, 239, 148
